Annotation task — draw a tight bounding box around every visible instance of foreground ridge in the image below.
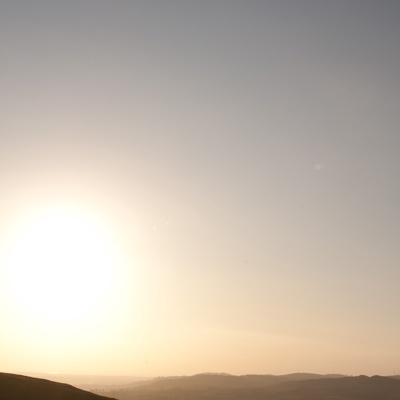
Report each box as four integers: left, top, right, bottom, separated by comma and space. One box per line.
0, 372, 116, 400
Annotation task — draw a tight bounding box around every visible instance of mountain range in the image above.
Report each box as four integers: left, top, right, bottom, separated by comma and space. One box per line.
96, 373, 400, 400
129, 372, 346, 389
5, 371, 400, 400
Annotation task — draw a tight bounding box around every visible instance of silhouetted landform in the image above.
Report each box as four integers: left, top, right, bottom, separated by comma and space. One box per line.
0, 372, 115, 400
98, 375, 400, 400
118, 372, 346, 390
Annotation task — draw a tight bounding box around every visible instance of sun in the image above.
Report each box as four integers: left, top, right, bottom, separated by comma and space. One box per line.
5, 206, 117, 324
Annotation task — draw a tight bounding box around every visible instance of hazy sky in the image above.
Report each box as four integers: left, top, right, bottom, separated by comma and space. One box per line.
1, 0, 400, 377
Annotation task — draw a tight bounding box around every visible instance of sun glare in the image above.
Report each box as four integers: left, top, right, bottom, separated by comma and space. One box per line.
5, 206, 117, 324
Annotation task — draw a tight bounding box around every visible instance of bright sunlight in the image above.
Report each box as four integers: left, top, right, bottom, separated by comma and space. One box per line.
5, 206, 117, 324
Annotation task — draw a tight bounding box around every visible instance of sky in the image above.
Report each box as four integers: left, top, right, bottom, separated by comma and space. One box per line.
1, 0, 400, 377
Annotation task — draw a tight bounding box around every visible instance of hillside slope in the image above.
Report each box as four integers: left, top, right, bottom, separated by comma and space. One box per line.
0, 372, 115, 400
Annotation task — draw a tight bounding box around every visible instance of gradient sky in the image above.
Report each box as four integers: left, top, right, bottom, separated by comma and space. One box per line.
1, 0, 400, 377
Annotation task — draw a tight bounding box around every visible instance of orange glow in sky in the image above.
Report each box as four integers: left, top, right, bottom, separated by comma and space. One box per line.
1, 0, 400, 377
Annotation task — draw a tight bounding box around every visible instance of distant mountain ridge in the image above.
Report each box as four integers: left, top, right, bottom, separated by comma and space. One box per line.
267, 375, 400, 399
0, 372, 115, 400
99, 374, 400, 400
137, 372, 346, 390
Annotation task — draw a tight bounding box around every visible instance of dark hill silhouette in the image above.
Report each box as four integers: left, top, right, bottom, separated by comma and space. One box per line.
0, 372, 115, 400
100, 375, 400, 400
